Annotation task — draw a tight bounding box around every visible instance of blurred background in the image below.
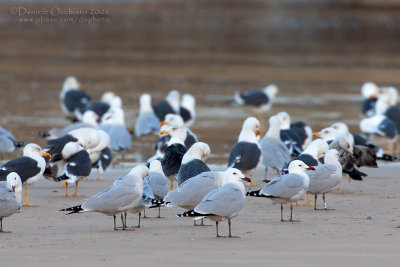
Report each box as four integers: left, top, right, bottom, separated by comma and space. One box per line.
0, 0, 399, 163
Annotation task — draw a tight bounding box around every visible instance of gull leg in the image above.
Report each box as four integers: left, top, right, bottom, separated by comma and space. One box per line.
280, 204, 284, 221
216, 221, 220, 237
389, 142, 394, 156
228, 219, 232, 237
169, 181, 173, 191
0, 218, 2, 232
138, 212, 141, 227
96, 168, 101, 181
314, 194, 318, 210
323, 193, 327, 210
157, 207, 161, 218
65, 183, 69, 197
295, 201, 303, 206
25, 188, 38, 207
113, 215, 117, 230
194, 220, 197, 226
62, 181, 67, 188
143, 210, 147, 218
73, 181, 82, 197
289, 203, 293, 221
120, 213, 126, 230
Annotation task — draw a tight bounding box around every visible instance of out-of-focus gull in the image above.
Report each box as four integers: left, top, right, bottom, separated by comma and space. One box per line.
60, 76, 91, 116
376, 87, 400, 132
0, 144, 51, 207
177, 170, 250, 237
0, 172, 22, 232
55, 142, 92, 197
276, 112, 303, 157
135, 94, 160, 137
177, 142, 211, 186
306, 149, 342, 210
360, 82, 379, 117
247, 160, 315, 222
100, 107, 132, 153
153, 90, 180, 121
180, 94, 196, 128
0, 126, 24, 158
260, 116, 290, 175
87, 130, 111, 181
60, 165, 148, 230
227, 117, 261, 185
289, 121, 313, 149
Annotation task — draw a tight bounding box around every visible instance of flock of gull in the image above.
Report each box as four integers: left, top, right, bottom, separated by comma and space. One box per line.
0, 78, 399, 237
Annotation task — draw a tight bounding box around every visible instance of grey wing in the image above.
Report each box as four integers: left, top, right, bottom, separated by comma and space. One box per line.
260, 138, 291, 169
195, 185, 245, 217
107, 125, 132, 151
136, 179, 154, 207
261, 174, 305, 199
82, 184, 140, 213
164, 172, 219, 207
0, 126, 16, 141
0, 136, 15, 153
0, 188, 20, 218
146, 172, 168, 198
135, 112, 160, 137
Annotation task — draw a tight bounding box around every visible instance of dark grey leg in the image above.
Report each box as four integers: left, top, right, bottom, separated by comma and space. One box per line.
138, 212, 141, 227
120, 213, 125, 229
0, 218, 2, 232
200, 218, 204, 226
323, 193, 327, 210
124, 212, 127, 228
216, 222, 220, 237
280, 204, 284, 221
289, 203, 293, 221
228, 219, 232, 238
143, 210, 147, 218
113, 215, 117, 230
314, 194, 318, 210
157, 206, 161, 218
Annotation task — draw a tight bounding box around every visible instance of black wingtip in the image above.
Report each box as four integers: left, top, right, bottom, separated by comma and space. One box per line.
13, 141, 25, 147
149, 199, 170, 208
59, 205, 83, 214
246, 189, 263, 197
55, 174, 69, 182
38, 131, 50, 138
176, 210, 208, 218
378, 154, 400, 162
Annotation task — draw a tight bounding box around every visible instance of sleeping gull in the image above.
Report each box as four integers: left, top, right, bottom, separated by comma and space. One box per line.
0, 144, 51, 207
260, 115, 291, 176
135, 93, 160, 137
177, 170, 250, 238
247, 160, 315, 222
177, 142, 211, 186
0, 172, 22, 232
55, 142, 92, 197
227, 117, 261, 185
180, 94, 196, 128
165, 168, 245, 226
306, 149, 342, 210
60, 165, 148, 230
153, 90, 180, 121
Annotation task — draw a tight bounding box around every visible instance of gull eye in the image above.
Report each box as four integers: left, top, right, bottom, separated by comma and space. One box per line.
233, 172, 237, 175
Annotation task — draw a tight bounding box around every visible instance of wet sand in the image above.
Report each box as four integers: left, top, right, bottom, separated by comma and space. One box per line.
2, 163, 400, 266
1, 0, 400, 265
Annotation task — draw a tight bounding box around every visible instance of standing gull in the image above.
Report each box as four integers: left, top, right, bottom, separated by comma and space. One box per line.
231, 84, 279, 132
247, 160, 315, 222
55, 142, 92, 197
177, 142, 211, 186
177, 170, 250, 238
60, 165, 148, 230
159, 125, 188, 190
145, 160, 168, 218
135, 93, 160, 137
227, 117, 261, 185
165, 168, 245, 226
306, 149, 342, 210
289, 121, 313, 149
360, 82, 379, 117
0, 172, 22, 232
0, 144, 51, 207
60, 76, 91, 116
276, 112, 303, 157
100, 107, 132, 153
260, 115, 291, 176
180, 94, 196, 128
153, 90, 180, 121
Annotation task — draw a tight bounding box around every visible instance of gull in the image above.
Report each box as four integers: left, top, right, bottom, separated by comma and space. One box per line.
60, 165, 148, 230
135, 93, 160, 137
275, 112, 303, 157
153, 90, 180, 121
360, 82, 379, 117
180, 94, 196, 128
144, 160, 168, 218
247, 160, 315, 222
177, 170, 250, 238
0, 172, 22, 232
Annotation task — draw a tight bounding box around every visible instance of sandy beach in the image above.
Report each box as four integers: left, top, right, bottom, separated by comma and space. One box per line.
1, 162, 399, 266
